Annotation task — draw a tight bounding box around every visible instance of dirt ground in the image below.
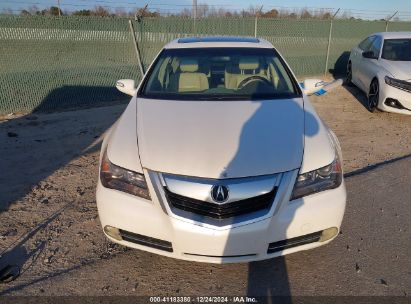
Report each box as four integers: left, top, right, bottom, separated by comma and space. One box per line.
0, 84, 410, 297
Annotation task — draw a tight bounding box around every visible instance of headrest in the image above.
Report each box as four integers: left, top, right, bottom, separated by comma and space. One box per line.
180, 58, 199, 72
239, 57, 259, 70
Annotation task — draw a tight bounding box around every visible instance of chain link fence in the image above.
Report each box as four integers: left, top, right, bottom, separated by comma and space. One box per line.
1, 15, 411, 114
0, 16, 139, 114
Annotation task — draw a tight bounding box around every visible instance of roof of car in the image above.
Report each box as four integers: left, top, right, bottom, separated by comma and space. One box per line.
164, 36, 274, 49
373, 32, 411, 39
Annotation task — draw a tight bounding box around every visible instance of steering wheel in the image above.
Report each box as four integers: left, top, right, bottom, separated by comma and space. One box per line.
237, 76, 272, 89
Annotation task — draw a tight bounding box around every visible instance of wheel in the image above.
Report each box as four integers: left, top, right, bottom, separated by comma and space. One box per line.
367, 79, 379, 112
345, 62, 353, 86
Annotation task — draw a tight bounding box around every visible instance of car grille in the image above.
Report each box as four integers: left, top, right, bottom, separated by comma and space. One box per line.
164, 187, 277, 219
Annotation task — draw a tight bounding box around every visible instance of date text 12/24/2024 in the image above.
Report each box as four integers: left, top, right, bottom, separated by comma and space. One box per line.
149, 296, 258, 303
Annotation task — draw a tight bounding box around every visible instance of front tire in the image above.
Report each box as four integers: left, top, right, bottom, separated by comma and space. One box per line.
367, 79, 379, 112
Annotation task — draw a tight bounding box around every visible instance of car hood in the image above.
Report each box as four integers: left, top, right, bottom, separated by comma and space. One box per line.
136, 97, 305, 179
381, 60, 411, 80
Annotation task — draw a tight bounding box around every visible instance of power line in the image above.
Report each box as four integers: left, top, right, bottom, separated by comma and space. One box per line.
2, 0, 411, 20
6, 0, 402, 14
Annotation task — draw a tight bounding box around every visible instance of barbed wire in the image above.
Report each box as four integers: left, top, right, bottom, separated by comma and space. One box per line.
0, 0, 406, 12
1, 0, 411, 20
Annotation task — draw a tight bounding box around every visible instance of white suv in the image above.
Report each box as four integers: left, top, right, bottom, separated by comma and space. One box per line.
96, 36, 346, 263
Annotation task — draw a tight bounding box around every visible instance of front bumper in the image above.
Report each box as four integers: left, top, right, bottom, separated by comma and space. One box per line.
96, 169, 346, 264
378, 82, 411, 114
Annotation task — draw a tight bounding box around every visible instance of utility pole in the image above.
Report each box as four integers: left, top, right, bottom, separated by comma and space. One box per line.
193, 0, 197, 35
324, 8, 340, 77
57, 0, 61, 17
385, 11, 398, 31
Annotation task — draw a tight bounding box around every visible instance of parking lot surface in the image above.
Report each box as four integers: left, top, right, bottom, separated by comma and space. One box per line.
0, 84, 410, 297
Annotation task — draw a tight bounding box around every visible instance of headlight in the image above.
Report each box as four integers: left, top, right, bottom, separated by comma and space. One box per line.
290, 153, 342, 200
100, 148, 151, 200
385, 76, 411, 93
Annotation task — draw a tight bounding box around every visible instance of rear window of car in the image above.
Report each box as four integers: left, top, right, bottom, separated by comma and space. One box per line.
139, 47, 301, 101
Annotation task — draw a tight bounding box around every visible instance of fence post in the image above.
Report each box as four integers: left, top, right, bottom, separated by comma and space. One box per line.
254, 16, 257, 37
254, 6, 263, 38
57, 0, 61, 17
193, 0, 197, 35
324, 8, 340, 77
385, 11, 398, 31
128, 20, 145, 77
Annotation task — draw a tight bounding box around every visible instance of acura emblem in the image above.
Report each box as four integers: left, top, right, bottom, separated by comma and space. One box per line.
211, 185, 229, 203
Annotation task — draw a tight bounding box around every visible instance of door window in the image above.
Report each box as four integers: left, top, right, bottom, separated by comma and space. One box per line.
368, 36, 382, 58
358, 36, 375, 51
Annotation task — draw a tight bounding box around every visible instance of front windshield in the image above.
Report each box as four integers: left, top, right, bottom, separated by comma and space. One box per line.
139, 47, 300, 100
382, 39, 411, 61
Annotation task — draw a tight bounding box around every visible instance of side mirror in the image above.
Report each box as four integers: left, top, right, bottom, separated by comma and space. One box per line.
362, 51, 377, 59
300, 79, 325, 95
115, 79, 136, 96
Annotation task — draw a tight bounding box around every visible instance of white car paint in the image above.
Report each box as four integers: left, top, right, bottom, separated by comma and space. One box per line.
136, 97, 304, 178
96, 37, 346, 263
348, 31, 411, 114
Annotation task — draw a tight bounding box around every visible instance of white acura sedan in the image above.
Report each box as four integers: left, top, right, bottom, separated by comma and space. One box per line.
347, 32, 411, 114
96, 36, 346, 263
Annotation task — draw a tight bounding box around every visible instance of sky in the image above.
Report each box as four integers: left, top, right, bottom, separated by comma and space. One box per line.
1, 0, 411, 18
207, 0, 411, 12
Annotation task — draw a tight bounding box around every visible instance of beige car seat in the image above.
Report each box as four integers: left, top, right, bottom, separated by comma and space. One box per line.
176, 58, 209, 92
225, 57, 268, 89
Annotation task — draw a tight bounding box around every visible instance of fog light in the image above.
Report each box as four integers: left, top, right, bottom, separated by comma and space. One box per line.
384, 98, 404, 109
319, 227, 338, 242
103, 225, 122, 241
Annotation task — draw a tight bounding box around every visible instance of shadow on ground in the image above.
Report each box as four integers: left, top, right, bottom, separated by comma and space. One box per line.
0, 85, 127, 213
0, 85, 127, 285
342, 84, 370, 112
0, 205, 69, 284
328, 51, 371, 112
34, 85, 127, 113
329, 51, 351, 79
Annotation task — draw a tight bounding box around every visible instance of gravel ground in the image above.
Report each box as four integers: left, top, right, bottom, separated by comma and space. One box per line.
0, 84, 410, 298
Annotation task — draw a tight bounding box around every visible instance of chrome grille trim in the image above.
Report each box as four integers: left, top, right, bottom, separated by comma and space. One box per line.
148, 169, 299, 229
161, 173, 281, 205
